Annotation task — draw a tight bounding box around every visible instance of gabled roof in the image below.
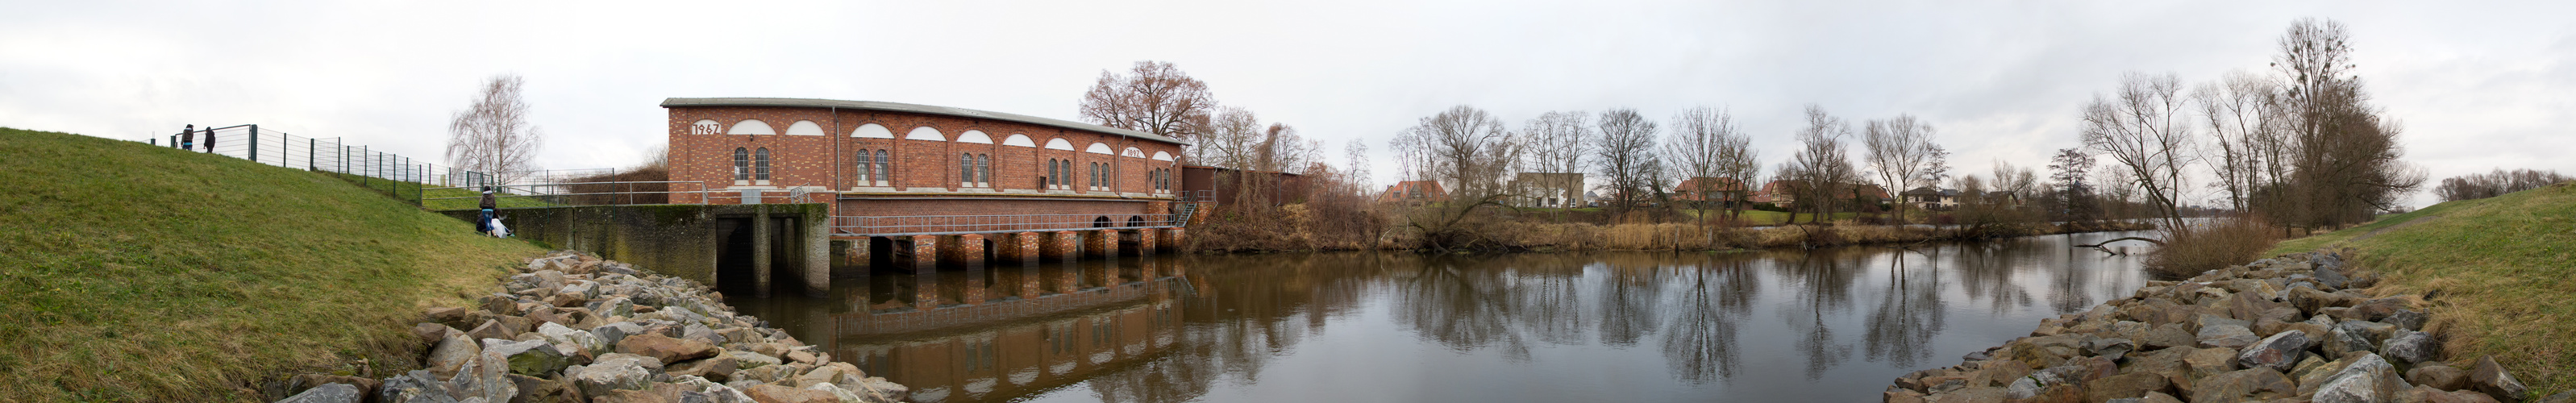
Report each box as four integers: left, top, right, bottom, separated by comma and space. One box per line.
661, 98, 1188, 145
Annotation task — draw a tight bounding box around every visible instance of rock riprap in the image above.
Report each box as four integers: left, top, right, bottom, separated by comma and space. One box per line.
1884, 250, 2536, 403
274, 251, 911, 403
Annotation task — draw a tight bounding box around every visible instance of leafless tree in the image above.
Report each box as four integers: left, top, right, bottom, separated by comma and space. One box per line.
2435, 168, 2572, 202
2081, 72, 2196, 234
1079, 60, 1217, 160
1667, 106, 1743, 224
1779, 105, 1859, 223
1201, 106, 1263, 171
1520, 111, 1595, 175
1390, 106, 1522, 249
445, 73, 544, 185
2191, 70, 2283, 212
1595, 108, 1663, 213
2268, 18, 2424, 227
1862, 114, 1939, 222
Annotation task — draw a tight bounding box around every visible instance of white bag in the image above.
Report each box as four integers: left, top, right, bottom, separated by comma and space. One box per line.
489, 218, 510, 238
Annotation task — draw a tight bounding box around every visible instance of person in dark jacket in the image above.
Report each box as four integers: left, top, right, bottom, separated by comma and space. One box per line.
477, 188, 498, 235
180, 125, 194, 150
201, 127, 216, 152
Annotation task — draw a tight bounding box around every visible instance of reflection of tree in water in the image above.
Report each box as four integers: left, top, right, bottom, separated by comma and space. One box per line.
1391, 254, 1545, 360
1084, 253, 1386, 403
1950, 240, 2033, 314
1775, 249, 1862, 380
1594, 255, 1667, 348
2048, 240, 2100, 314
1659, 254, 1757, 384
1863, 251, 1946, 368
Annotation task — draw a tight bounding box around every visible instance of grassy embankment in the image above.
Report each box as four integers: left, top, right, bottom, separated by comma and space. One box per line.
2262, 181, 2576, 395
0, 127, 543, 401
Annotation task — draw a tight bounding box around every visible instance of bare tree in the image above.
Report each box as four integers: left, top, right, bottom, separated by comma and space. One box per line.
2269, 18, 2424, 227
1779, 105, 1859, 223
1201, 106, 1263, 171
2081, 72, 2196, 234
1079, 60, 1217, 160
2047, 148, 2098, 222
1595, 108, 1663, 213
1862, 114, 1938, 222
446, 73, 544, 185
1390, 106, 1522, 249
1521, 111, 1595, 175
2191, 70, 2282, 212
1667, 106, 1742, 224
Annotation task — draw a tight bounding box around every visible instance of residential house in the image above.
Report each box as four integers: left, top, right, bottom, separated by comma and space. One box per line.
1504, 172, 1585, 208
1378, 181, 1449, 205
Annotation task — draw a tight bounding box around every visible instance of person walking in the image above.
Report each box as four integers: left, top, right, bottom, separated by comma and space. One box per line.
201, 127, 216, 153
180, 125, 195, 150
477, 187, 499, 235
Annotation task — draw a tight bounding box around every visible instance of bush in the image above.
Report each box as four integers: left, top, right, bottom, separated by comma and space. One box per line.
2146, 217, 2282, 278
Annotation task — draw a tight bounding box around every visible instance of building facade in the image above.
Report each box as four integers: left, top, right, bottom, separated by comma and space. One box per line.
662, 98, 1189, 236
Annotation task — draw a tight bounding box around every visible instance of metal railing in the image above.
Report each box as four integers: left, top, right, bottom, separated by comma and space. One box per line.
422, 181, 714, 210
833, 214, 1181, 237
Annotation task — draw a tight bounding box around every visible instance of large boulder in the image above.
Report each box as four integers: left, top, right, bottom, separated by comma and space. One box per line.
2188, 368, 2296, 403
2084, 372, 2172, 402
743, 384, 838, 403
2198, 325, 2261, 350
2381, 330, 2439, 366
375, 371, 460, 403
2470, 356, 2530, 403
2140, 325, 2196, 351
2313, 353, 2406, 403
446, 348, 520, 403
616, 334, 719, 364
534, 322, 609, 358
484, 339, 572, 376
668, 355, 740, 381
2237, 330, 2311, 372
2323, 326, 2377, 357
2409, 364, 2470, 391
593, 322, 647, 345
503, 373, 577, 403
2183, 347, 2242, 380
565, 359, 654, 398
593, 352, 667, 374
277, 383, 362, 403
423, 333, 481, 378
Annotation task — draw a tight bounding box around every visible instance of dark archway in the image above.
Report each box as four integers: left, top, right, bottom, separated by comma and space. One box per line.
1092, 216, 1111, 228
1127, 216, 1147, 227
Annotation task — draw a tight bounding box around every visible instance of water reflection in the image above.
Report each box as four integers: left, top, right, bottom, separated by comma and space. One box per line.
726, 231, 2154, 402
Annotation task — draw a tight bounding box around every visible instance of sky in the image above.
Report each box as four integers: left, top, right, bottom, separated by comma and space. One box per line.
5, 1, 2570, 209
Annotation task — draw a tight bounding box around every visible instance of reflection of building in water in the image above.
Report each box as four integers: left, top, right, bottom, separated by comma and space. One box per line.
830, 260, 1186, 403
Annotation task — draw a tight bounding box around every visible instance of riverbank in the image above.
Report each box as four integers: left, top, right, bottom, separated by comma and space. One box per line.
268, 251, 912, 402
0, 127, 544, 401
1186, 218, 2153, 253
1885, 249, 2553, 402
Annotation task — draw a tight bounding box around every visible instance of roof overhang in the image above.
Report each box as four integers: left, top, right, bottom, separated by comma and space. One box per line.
661, 97, 1189, 146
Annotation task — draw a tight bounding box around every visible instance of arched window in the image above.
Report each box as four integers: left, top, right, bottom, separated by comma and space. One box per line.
872, 150, 890, 186
1044, 159, 1058, 189
1059, 160, 1073, 189
753, 147, 772, 181
733, 147, 751, 181
959, 153, 975, 187
976, 154, 992, 187
1088, 162, 1100, 189
854, 151, 872, 185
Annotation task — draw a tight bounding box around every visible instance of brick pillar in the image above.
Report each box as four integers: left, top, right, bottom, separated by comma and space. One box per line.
1159, 228, 1185, 253
1087, 229, 1117, 259
942, 234, 985, 267
753, 212, 773, 298
1042, 231, 1078, 260
963, 266, 986, 305
995, 232, 1038, 263
909, 235, 938, 272
1132, 230, 1156, 257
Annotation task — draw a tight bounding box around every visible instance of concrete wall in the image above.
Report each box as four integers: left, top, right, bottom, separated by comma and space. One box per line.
443, 203, 831, 297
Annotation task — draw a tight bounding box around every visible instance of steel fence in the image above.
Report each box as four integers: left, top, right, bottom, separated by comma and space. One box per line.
832, 214, 1181, 237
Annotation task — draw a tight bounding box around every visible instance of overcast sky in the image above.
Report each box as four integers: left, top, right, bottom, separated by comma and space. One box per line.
6, 1, 2570, 208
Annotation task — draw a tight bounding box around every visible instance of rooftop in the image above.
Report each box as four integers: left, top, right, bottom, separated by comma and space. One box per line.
661, 98, 1188, 145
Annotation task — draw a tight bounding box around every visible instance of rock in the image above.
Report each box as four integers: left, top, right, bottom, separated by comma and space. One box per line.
805, 383, 867, 403
2324, 326, 2377, 357
567, 359, 654, 397
2189, 368, 2296, 403
2298, 352, 2372, 396
2341, 319, 2399, 340
730, 364, 800, 384
618, 334, 720, 364
2183, 347, 2242, 380
277, 383, 362, 403
2197, 314, 2254, 334
785, 350, 818, 365
594, 322, 647, 345
503, 374, 576, 403
482, 295, 523, 316
2411, 364, 2470, 391
2315, 353, 2406, 403
789, 363, 868, 389
414, 322, 461, 344
2386, 310, 2430, 331
742, 384, 836, 403
287, 375, 381, 400
2228, 293, 2281, 322
2198, 325, 2261, 349
425, 333, 482, 378
425, 306, 472, 324
589, 297, 635, 318
374, 371, 452, 403
724, 351, 780, 370
2314, 266, 2349, 289
2141, 325, 2195, 351
466, 319, 514, 343
2347, 297, 2408, 322
2536, 390, 2576, 403
594, 352, 668, 373
1887, 388, 1929, 403
2288, 287, 2348, 315
2382, 330, 2439, 366
535, 322, 609, 357
2130, 391, 2183, 403
2402, 386, 2510, 403
854, 376, 908, 402
668, 355, 739, 381
2237, 330, 2311, 372
2084, 372, 2172, 402
590, 389, 668, 403
484, 339, 572, 376
2470, 356, 2530, 403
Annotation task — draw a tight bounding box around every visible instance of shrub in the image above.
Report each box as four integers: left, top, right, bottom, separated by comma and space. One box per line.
2145, 217, 2282, 278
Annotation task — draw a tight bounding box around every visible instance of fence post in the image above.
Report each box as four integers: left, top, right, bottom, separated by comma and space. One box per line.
307, 138, 316, 170
248, 125, 260, 163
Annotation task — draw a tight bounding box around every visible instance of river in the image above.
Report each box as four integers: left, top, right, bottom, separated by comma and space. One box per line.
724, 230, 2159, 402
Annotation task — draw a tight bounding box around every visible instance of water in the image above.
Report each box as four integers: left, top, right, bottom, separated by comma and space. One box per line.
725, 231, 2158, 402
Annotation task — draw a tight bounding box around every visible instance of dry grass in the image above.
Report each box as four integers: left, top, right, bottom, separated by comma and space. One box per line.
0, 127, 543, 401
2145, 217, 2284, 279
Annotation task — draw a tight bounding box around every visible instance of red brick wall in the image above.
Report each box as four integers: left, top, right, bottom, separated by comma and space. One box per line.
666, 106, 1185, 203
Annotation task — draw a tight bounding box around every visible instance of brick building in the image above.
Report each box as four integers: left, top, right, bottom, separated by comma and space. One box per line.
662, 98, 1189, 235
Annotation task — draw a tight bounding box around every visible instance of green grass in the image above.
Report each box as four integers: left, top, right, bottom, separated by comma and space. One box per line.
2263, 182, 2576, 396
0, 127, 543, 401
